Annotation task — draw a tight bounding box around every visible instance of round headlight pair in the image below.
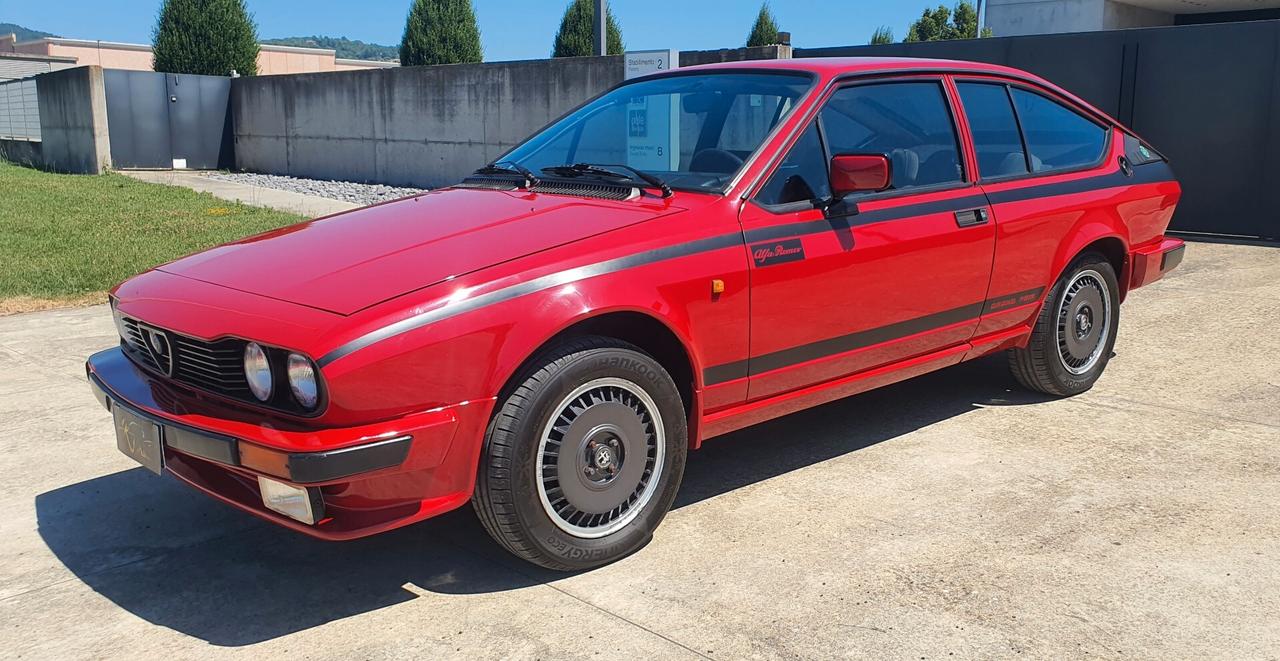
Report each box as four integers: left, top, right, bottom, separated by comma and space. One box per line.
243, 343, 319, 410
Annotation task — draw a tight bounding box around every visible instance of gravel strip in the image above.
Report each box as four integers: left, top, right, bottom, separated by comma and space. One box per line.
207, 172, 427, 206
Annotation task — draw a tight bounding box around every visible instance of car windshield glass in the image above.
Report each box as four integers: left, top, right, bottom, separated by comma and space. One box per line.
498, 72, 813, 193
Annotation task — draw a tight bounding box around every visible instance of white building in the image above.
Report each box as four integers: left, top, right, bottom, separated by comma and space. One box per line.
985, 0, 1280, 36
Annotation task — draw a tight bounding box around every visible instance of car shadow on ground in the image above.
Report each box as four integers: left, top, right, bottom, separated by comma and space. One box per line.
35, 355, 1051, 646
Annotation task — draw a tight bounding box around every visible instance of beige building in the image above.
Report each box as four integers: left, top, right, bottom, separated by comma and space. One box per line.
2, 36, 397, 75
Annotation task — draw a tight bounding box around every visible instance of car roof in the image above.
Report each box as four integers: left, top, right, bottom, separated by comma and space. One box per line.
672, 56, 1113, 125
680, 56, 1030, 80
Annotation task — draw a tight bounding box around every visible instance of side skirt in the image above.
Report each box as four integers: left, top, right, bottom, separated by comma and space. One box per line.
698, 324, 1033, 442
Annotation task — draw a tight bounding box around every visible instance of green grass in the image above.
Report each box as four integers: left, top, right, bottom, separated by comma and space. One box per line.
0, 161, 303, 302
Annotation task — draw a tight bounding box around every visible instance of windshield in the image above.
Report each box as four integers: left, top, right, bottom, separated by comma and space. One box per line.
498, 72, 813, 193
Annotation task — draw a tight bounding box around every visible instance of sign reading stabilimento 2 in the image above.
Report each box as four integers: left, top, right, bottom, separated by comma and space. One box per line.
624, 49, 680, 172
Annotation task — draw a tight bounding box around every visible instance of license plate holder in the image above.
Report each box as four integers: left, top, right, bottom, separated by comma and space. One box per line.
113, 404, 164, 475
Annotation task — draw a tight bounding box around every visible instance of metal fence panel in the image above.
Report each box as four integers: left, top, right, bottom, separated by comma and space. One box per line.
104, 69, 173, 169
104, 70, 233, 170
0, 79, 41, 141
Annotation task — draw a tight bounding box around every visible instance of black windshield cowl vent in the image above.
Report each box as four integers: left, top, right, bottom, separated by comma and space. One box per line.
456, 176, 520, 191
530, 181, 639, 201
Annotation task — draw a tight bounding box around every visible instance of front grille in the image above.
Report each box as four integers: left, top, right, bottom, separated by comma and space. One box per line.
120, 317, 250, 398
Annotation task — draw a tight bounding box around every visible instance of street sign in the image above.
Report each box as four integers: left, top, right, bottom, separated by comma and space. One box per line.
623, 50, 680, 171
624, 49, 679, 80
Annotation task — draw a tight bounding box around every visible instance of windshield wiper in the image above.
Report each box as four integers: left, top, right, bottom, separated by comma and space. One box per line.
541, 163, 673, 198
473, 160, 539, 188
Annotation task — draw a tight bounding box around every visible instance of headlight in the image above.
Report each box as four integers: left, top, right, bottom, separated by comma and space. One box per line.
244, 342, 273, 402
286, 353, 319, 409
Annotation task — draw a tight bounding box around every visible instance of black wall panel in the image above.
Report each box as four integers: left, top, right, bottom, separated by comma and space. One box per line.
796, 21, 1280, 240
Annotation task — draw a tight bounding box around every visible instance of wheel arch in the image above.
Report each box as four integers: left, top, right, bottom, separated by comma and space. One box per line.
496, 308, 701, 447
1052, 231, 1130, 302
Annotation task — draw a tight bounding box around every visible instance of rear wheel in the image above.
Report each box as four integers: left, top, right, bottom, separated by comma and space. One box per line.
1009, 252, 1120, 396
472, 336, 686, 571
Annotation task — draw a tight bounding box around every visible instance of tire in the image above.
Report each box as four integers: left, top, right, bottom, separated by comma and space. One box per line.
1008, 252, 1120, 397
471, 336, 687, 571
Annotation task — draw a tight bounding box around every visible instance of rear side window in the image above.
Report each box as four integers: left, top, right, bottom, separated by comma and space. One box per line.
1010, 88, 1107, 173
820, 81, 964, 192
957, 83, 1028, 178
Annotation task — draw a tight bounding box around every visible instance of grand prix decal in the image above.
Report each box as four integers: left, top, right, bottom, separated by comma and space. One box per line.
751, 239, 805, 267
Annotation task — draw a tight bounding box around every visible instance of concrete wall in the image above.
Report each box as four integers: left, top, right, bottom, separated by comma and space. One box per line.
233, 56, 625, 188
1104, 1, 1174, 29
232, 47, 788, 189
986, 0, 1173, 36
34, 66, 111, 173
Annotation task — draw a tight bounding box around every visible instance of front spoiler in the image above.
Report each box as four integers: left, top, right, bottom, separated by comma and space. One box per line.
86, 346, 490, 539
87, 348, 415, 483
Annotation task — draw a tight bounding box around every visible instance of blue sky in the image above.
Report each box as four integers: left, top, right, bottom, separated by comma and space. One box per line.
4, 0, 931, 62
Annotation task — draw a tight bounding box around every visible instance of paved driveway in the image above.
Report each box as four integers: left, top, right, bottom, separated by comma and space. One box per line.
2, 242, 1277, 659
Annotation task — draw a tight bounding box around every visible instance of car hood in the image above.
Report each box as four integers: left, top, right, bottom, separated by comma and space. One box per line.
157, 188, 684, 315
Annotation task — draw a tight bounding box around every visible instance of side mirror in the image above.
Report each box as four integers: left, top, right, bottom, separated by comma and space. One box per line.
830, 153, 892, 197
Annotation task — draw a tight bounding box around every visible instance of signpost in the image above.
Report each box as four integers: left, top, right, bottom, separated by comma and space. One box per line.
623, 49, 680, 172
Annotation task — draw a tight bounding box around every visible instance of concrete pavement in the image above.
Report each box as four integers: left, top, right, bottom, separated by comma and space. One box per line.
120, 170, 361, 217
1, 242, 1277, 659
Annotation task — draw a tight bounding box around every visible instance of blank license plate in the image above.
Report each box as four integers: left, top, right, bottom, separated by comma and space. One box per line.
113, 405, 164, 475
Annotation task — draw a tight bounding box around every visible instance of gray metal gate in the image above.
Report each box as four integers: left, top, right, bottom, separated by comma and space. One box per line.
797, 20, 1280, 241
103, 70, 233, 170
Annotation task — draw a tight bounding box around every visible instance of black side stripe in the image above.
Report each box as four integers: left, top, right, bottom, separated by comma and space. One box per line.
317, 232, 743, 367
319, 162, 1173, 367
743, 193, 990, 243
702, 287, 1045, 386
741, 164, 1173, 245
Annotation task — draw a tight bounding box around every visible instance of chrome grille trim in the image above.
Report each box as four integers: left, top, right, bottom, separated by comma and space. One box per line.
119, 317, 250, 397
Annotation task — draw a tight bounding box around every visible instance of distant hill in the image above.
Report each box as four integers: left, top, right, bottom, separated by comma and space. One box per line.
0, 22, 58, 41
261, 36, 398, 62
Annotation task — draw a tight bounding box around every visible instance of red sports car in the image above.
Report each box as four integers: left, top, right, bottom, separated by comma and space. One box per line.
88, 58, 1184, 570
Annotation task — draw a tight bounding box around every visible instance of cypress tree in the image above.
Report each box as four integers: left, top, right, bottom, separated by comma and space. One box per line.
551, 0, 624, 58
152, 0, 260, 76
869, 26, 895, 45
745, 3, 781, 47
399, 0, 483, 66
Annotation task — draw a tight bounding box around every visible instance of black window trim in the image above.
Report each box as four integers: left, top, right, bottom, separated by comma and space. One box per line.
954, 76, 1114, 185
485, 68, 821, 197
749, 75, 976, 216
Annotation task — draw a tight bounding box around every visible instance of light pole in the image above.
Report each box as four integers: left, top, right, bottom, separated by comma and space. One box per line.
594, 0, 607, 56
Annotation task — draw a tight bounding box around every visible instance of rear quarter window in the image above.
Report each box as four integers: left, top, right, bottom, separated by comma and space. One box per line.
1010, 88, 1107, 173
1123, 132, 1165, 166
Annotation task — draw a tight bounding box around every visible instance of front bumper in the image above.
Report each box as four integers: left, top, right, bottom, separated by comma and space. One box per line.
87, 347, 492, 539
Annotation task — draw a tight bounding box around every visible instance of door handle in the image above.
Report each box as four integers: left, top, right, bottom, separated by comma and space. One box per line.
954, 207, 989, 228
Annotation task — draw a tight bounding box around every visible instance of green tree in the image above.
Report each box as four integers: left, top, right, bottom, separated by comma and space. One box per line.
905, 2, 991, 42
399, 0, 483, 66
951, 1, 993, 38
152, 0, 260, 75
869, 25, 894, 45
552, 0, 623, 57
746, 3, 781, 47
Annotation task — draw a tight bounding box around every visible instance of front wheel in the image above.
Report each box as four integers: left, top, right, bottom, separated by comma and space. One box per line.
472, 336, 687, 571
1008, 252, 1120, 396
